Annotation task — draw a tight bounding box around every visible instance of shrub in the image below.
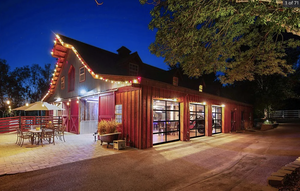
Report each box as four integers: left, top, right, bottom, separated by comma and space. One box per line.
98, 119, 120, 135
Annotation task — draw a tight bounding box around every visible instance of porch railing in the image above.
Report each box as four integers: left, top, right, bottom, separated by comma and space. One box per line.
0, 116, 62, 133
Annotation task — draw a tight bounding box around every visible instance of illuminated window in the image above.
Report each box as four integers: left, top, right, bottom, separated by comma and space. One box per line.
199, 85, 203, 92
129, 63, 138, 76
115, 104, 122, 123
79, 66, 85, 82
68, 65, 75, 92
61, 76, 65, 90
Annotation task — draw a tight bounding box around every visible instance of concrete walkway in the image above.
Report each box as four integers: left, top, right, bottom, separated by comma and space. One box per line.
1, 123, 300, 190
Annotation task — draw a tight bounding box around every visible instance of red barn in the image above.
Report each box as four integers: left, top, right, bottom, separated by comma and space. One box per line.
43, 34, 253, 149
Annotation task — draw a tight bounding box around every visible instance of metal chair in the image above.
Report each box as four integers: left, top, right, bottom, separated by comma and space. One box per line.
16, 128, 32, 147
56, 125, 66, 142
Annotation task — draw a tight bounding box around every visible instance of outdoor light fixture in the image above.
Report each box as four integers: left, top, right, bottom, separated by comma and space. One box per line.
203, 102, 206, 105
221, 104, 225, 107
26, 103, 29, 106
80, 89, 87, 95
6, 100, 10, 105
68, 99, 71, 102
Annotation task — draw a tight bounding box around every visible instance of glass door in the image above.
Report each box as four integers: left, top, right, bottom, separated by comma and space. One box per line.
212, 106, 222, 134
153, 99, 180, 145
189, 103, 205, 138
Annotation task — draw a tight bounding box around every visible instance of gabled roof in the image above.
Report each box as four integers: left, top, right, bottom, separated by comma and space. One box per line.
58, 34, 126, 75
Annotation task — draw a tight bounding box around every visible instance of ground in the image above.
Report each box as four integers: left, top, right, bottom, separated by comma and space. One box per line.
0, 123, 300, 190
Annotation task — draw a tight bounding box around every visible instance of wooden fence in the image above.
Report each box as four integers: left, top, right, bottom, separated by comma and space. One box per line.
0, 116, 62, 133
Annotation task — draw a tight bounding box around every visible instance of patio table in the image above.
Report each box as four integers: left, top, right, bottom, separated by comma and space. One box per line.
28, 128, 53, 145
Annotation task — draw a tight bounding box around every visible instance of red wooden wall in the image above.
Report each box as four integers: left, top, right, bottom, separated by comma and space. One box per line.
115, 89, 141, 148
115, 84, 253, 149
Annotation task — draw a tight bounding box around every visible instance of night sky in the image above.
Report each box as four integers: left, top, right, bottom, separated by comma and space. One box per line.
0, 0, 167, 71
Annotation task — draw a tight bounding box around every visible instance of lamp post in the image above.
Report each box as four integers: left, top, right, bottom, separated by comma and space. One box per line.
6, 100, 11, 117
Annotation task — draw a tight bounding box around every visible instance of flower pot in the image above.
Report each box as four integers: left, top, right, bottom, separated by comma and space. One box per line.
99, 132, 121, 148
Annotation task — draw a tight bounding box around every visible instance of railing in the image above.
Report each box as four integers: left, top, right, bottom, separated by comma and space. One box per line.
271, 110, 300, 119
0, 116, 62, 133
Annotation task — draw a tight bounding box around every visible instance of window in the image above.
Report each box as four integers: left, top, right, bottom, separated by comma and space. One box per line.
79, 66, 85, 82
173, 76, 178, 86
61, 76, 65, 90
153, 99, 180, 145
199, 85, 203, 92
129, 63, 138, 76
115, 104, 122, 123
68, 65, 75, 92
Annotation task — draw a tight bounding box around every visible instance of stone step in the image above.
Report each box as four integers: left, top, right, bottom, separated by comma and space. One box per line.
285, 164, 300, 169
271, 171, 287, 178
277, 169, 293, 175
281, 166, 297, 172
268, 176, 285, 187
291, 161, 300, 166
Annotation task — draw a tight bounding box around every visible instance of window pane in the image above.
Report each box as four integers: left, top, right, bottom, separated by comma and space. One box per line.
197, 105, 205, 112
153, 133, 166, 144
166, 111, 179, 121
153, 111, 165, 121
167, 102, 179, 110
190, 104, 196, 112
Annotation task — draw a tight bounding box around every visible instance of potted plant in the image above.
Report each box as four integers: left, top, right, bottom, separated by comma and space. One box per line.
98, 119, 121, 148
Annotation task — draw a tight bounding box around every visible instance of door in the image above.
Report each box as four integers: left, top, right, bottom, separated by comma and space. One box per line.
62, 100, 79, 134
98, 93, 115, 122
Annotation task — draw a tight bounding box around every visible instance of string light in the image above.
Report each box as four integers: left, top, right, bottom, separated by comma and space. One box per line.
42, 34, 141, 101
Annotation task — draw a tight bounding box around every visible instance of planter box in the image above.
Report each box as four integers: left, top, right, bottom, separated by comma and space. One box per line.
99, 132, 121, 148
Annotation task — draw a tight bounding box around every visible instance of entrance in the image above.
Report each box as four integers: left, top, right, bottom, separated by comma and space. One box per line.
189, 103, 205, 138
212, 106, 222, 134
153, 99, 180, 144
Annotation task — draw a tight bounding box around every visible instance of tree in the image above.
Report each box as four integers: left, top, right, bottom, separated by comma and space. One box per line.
140, 0, 300, 84
0, 59, 53, 117
221, 46, 300, 118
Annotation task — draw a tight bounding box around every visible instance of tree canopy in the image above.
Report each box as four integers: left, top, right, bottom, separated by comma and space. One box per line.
0, 59, 52, 117
140, 0, 300, 84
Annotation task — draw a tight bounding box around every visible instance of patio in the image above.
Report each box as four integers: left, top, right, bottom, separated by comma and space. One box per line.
0, 132, 132, 175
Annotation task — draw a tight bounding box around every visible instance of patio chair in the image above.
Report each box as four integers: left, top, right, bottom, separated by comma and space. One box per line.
56, 125, 66, 142
16, 128, 32, 147
41, 128, 55, 146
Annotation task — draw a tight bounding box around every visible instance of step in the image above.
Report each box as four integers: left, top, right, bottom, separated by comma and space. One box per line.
271, 171, 287, 178
277, 169, 293, 175
268, 176, 285, 187
285, 164, 300, 169
281, 166, 297, 172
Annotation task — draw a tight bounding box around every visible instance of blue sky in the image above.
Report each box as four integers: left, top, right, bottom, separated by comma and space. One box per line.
0, 0, 168, 71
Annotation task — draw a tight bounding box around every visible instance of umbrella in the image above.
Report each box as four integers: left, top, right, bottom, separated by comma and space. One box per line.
13, 101, 63, 111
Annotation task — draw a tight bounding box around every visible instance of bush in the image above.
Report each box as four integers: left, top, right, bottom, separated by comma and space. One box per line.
98, 119, 120, 135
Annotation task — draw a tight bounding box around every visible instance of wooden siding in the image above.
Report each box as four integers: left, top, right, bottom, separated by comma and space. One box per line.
115, 89, 141, 148
137, 85, 253, 149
